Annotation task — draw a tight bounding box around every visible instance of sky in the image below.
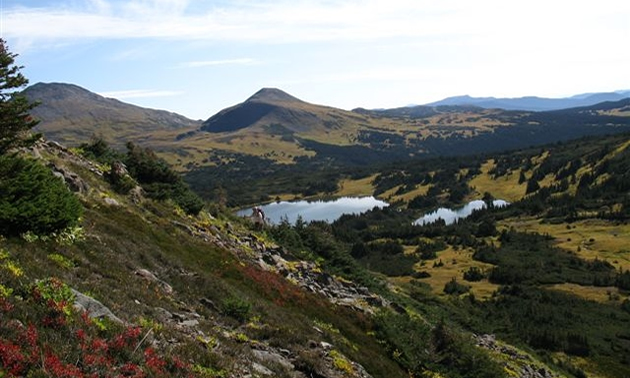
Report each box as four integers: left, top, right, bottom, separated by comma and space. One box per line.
2, 0, 629, 120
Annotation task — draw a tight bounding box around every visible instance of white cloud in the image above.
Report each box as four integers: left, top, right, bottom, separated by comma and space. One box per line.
9, 0, 626, 46
98, 89, 183, 99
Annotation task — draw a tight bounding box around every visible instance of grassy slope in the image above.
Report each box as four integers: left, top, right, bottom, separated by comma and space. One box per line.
0, 149, 406, 378
154, 105, 526, 171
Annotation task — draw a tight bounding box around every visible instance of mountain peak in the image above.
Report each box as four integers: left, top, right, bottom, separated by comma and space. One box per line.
246, 87, 304, 104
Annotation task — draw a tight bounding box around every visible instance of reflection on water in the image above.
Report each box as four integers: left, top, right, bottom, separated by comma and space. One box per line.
238, 196, 389, 224
413, 199, 509, 226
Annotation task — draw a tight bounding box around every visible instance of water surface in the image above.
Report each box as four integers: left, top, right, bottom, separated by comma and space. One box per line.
413, 199, 508, 226
239, 196, 389, 224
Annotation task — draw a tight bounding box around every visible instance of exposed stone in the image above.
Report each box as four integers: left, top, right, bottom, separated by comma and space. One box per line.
475, 334, 560, 378
252, 349, 295, 371
129, 185, 145, 204
49, 164, 90, 193
103, 197, 120, 206
153, 307, 174, 322
135, 268, 174, 295
178, 319, 199, 328
72, 289, 124, 324
251, 362, 274, 376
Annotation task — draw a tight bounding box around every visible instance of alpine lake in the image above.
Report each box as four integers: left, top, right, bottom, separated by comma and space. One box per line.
239, 197, 508, 225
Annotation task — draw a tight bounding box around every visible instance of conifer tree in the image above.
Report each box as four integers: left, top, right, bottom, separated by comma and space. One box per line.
0, 38, 39, 153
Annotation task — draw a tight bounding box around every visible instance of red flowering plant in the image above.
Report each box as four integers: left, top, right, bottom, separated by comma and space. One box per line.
238, 264, 307, 307
0, 276, 201, 377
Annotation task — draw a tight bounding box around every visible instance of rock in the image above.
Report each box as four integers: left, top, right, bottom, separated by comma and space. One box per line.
135, 269, 174, 295
103, 197, 120, 206
110, 161, 129, 178
251, 362, 274, 376
252, 349, 295, 371
320, 341, 333, 350
153, 307, 174, 322
49, 164, 89, 193
129, 185, 145, 204
200, 297, 219, 311
178, 319, 199, 327
72, 289, 124, 324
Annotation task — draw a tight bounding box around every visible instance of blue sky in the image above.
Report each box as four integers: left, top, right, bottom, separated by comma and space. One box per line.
2, 0, 629, 120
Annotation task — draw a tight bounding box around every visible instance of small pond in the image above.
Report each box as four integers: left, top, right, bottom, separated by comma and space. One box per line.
238, 196, 389, 224
413, 199, 509, 226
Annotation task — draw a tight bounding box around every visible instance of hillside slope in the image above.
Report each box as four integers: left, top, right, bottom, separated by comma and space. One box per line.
3, 139, 571, 378
24, 82, 201, 147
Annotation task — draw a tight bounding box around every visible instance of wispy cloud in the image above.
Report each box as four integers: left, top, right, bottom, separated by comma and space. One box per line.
98, 89, 183, 99
179, 58, 260, 68
0, 1, 506, 46
5, 0, 627, 56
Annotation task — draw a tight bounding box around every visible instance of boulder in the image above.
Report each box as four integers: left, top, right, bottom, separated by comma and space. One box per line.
49, 164, 89, 193
72, 289, 123, 324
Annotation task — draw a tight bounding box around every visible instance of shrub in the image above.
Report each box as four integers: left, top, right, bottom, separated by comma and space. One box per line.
443, 278, 470, 295
415, 239, 446, 260
124, 142, 204, 215
220, 297, 251, 322
355, 241, 416, 276
412, 271, 431, 279
0, 155, 82, 236
463, 267, 485, 282
0, 276, 197, 377
79, 136, 123, 164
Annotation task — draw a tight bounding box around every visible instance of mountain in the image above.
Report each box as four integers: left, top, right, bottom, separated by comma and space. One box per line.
426, 91, 630, 111
24, 82, 201, 147
24, 83, 630, 176
186, 98, 630, 205
200, 87, 365, 134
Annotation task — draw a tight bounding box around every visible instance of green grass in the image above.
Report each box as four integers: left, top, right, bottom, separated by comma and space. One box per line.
407, 245, 500, 299
0, 161, 407, 377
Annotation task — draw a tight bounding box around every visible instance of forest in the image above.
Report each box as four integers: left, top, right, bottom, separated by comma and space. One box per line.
261, 131, 630, 377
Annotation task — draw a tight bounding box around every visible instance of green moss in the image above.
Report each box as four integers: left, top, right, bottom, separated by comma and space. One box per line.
329, 349, 354, 374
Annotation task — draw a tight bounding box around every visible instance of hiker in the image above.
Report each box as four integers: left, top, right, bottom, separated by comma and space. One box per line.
251, 206, 266, 229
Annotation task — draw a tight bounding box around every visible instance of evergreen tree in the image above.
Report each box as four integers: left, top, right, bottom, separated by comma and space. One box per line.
0, 39, 39, 153
525, 177, 540, 194
0, 155, 82, 235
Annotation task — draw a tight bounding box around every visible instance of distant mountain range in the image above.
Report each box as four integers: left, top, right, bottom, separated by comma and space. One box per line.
23, 82, 630, 170
424, 91, 630, 111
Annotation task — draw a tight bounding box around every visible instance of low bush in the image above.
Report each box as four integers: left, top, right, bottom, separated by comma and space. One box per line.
463, 267, 485, 282
220, 297, 251, 322
443, 278, 470, 295
0, 276, 200, 377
